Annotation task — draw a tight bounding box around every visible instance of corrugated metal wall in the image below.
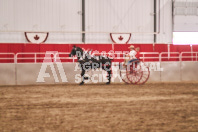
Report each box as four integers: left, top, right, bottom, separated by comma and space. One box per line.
0, 0, 82, 43
0, 0, 173, 43
0, 0, 82, 32
85, 0, 154, 43
173, 0, 198, 31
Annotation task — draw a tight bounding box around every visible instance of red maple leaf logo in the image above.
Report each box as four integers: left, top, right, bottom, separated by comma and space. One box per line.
34, 35, 40, 40
118, 36, 123, 41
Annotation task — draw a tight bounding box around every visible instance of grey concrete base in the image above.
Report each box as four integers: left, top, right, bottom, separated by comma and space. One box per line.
0, 62, 198, 85
0, 63, 15, 85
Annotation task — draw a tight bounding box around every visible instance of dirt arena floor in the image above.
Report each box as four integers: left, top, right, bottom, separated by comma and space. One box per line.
0, 83, 198, 132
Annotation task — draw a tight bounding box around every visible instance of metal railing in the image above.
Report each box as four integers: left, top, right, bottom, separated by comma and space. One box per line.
0, 52, 198, 63
140, 52, 160, 62
15, 52, 55, 63
159, 52, 180, 62
180, 52, 198, 61
54, 52, 76, 63
0, 53, 15, 62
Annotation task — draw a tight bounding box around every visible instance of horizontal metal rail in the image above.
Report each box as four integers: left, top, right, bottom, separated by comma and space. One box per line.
55, 52, 76, 63
180, 52, 198, 61
0, 52, 198, 63
0, 30, 159, 34
159, 52, 180, 62
16, 52, 55, 63
0, 53, 15, 62
140, 52, 160, 62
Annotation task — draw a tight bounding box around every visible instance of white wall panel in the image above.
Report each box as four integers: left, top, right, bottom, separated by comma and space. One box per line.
0, 0, 173, 43
156, 0, 173, 44
0, 0, 82, 32
86, 0, 154, 32
85, 0, 155, 43
173, 0, 198, 32
174, 16, 198, 32
0, 0, 15, 31
0, 0, 82, 43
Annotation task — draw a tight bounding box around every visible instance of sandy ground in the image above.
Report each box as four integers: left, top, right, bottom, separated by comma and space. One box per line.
0, 83, 198, 132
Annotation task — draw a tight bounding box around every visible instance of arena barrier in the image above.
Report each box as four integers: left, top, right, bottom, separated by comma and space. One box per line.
0, 61, 198, 85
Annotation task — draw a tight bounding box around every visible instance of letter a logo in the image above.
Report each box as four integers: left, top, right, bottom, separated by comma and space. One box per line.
36, 51, 67, 83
